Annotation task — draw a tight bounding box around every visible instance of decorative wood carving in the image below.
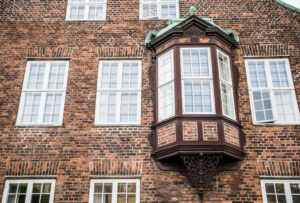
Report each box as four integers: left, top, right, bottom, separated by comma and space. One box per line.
180, 154, 222, 199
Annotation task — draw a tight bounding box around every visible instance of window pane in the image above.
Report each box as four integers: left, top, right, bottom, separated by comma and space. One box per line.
127, 183, 136, 193
98, 93, 116, 122
218, 52, 231, 83
158, 50, 173, 86
101, 63, 118, 89
120, 93, 138, 122
42, 183, 51, 193
274, 91, 296, 122
117, 194, 126, 203
41, 194, 50, 203
252, 91, 273, 122
94, 194, 103, 203
127, 194, 136, 203
221, 83, 234, 118
290, 183, 300, 194
43, 93, 62, 123
95, 183, 103, 193
48, 63, 66, 90
158, 82, 174, 120
9, 184, 18, 193
31, 194, 40, 203
142, 0, 157, 18
183, 80, 212, 113
32, 183, 42, 193
270, 61, 289, 88
161, 4, 176, 19
17, 194, 26, 203
7, 195, 16, 203
248, 62, 267, 88
182, 49, 209, 78
27, 63, 46, 89
118, 183, 126, 193
22, 93, 41, 123
122, 62, 139, 89
103, 194, 112, 203
104, 183, 112, 193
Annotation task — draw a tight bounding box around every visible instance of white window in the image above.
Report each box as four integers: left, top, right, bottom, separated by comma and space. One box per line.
261, 180, 300, 203
89, 179, 140, 203
158, 50, 175, 121
217, 50, 235, 120
16, 61, 69, 126
2, 179, 56, 203
95, 61, 141, 125
180, 48, 215, 114
66, 0, 107, 21
140, 0, 179, 19
245, 59, 300, 124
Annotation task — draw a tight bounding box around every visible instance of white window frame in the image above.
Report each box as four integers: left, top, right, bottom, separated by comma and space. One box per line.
157, 49, 175, 121
261, 179, 300, 203
180, 47, 215, 115
2, 179, 56, 203
89, 179, 140, 203
66, 0, 107, 21
16, 61, 69, 126
245, 58, 300, 125
217, 49, 236, 120
95, 60, 142, 126
139, 0, 179, 20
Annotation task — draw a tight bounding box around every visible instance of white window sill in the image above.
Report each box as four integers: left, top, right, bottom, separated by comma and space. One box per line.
252, 122, 300, 126
15, 123, 63, 127
94, 123, 141, 127
65, 19, 106, 21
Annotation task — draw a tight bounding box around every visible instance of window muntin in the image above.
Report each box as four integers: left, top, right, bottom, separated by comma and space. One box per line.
89, 179, 140, 203
2, 180, 56, 203
66, 0, 106, 21
140, 0, 179, 19
181, 48, 215, 114
95, 61, 141, 125
158, 50, 175, 121
261, 180, 300, 203
16, 61, 69, 126
246, 59, 300, 124
217, 50, 235, 120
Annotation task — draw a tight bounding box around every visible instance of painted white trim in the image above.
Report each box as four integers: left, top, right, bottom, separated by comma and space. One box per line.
260, 179, 300, 203
2, 179, 56, 203
66, 0, 107, 21
95, 60, 142, 125
180, 47, 216, 115
89, 179, 140, 203
217, 49, 236, 120
16, 61, 69, 126
139, 0, 179, 20
245, 58, 300, 125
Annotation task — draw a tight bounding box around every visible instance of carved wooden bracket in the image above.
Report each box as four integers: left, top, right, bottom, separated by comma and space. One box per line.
180, 154, 222, 199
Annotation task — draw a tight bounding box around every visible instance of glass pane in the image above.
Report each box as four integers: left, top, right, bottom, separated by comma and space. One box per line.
118, 183, 126, 193
42, 183, 51, 193
275, 184, 285, 194
18, 184, 27, 193
265, 183, 275, 193
292, 195, 300, 203
127, 194, 136, 203
31, 194, 40, 203
117, 194, 126, 203
32, 183, 42, 193
266, 195, 276, 203
9, 184, 18, 193
94, 194, 102, 203
127, 183, 136, 193
104, 183, 112, 193
277, 195, 286, 203
41, 194, 50, 203
103, 194, 112, 203
95, 183, 103, 193
290, 183, 300, 193
7, 195, 16, 203
17, 194, 26, 203
158, 50, 173, 86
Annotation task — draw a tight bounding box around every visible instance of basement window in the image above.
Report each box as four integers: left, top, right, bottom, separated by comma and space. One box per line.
89, 179, 140, 203
140, 0, 179, 19
16, 61, 69, 126
66, 0, 107, 21
2, 179, 56, 203
261, 180, 300, 203
245, 59, 300, 124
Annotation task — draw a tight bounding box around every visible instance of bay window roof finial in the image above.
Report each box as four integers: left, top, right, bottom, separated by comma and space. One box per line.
189, 6, 196, 15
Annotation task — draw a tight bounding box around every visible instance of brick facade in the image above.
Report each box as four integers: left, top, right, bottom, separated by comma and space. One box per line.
157, 123, 176, 147
182, 122, 198, 141
224, 123, 240, 147
0, 0, 300, 202
202, 122, 218, 141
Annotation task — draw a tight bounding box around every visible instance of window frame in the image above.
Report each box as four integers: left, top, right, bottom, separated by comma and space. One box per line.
2, 179, 56, 203
94, 60, 142, 126
261, 179, 300, 203
16, 61, 69, 127
245, 58, 300, 125
157, 49, 175, 121
180, 47, 216, 115
66, 0, 107, 21
89, 179, 140, 203
139, 0, 180, 20
217, 49, 236, 120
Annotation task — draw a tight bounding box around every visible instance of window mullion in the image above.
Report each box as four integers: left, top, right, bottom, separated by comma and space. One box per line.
85, 4, 89, 20
116, 92, 121, 123
39, 92, 47, 124
112, 181, 117, 202
157, 0, 161, 18
25, 182, 33, 203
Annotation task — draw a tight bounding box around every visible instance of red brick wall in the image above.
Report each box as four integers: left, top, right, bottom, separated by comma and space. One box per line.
157, 123, 176, 147
0, 0, 300, 202
202, 121, 218, 141
224, 122, 240, 147
183, 122, 198, 141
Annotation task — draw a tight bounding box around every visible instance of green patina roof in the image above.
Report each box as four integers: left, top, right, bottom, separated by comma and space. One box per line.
145, 16, 240, 45
274, 0, 300, 13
